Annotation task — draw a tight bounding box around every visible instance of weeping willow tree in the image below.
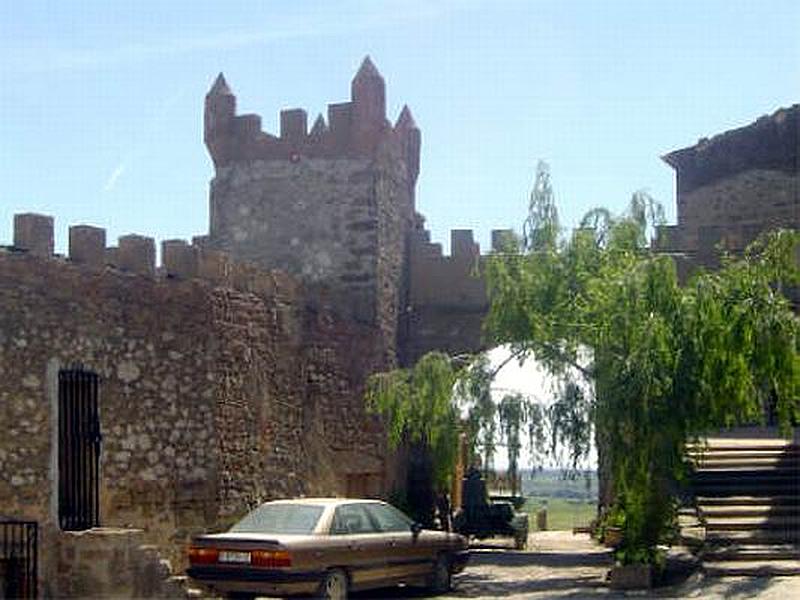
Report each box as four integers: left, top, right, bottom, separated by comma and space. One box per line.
455, 354, 497, 477
365, 352, 461, 495
485, 186, 800, 564
498, 393, 527, 496
367, 162, 798, 563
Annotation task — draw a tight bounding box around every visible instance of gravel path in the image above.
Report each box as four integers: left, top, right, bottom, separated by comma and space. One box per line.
248, 530, 798, 599
431, 531, 799, 600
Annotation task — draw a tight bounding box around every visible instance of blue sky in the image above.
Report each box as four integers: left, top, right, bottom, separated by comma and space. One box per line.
2, 0, 798, 255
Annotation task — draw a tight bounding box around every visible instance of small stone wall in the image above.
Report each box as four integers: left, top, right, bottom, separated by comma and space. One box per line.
0, 235, 390, 590
50, 528, 189, 598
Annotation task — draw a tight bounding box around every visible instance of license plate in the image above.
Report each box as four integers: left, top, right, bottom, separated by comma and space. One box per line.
219, 551, 251, 563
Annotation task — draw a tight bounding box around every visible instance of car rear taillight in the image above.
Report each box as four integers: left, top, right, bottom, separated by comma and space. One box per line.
251, 549, 292, 568
188, 546, 219, 564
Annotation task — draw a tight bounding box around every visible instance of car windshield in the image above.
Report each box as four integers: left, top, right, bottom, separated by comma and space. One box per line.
229, 503, 325, 535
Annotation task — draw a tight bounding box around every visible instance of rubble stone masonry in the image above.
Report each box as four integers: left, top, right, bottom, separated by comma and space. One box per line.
661, 104, 799, 266
0, 239, 388, 583
2, 57, 796, 596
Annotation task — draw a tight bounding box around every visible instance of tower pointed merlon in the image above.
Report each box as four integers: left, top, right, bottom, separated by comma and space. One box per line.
351, 56, 386, 131
310, 114, 327, 138
394, 105, 421, 185
205, 72, 237, 166
354, 56, 381, 80
395, 105, 417, 131
209, 72, 233, 96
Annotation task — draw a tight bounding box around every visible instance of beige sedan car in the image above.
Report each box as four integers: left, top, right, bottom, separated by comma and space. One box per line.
187, 498, 469, 599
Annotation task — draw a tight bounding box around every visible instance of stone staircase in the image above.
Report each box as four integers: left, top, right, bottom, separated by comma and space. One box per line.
687, 436, 800, 576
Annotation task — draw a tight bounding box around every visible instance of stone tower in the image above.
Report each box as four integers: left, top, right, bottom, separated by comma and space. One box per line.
202, 57, 421, 359
659, 104, 799, 267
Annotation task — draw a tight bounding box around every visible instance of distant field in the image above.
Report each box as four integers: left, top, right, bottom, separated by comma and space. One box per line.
487, 469, 598, 531
524, 496, 597, 531
521, 469, 598, 501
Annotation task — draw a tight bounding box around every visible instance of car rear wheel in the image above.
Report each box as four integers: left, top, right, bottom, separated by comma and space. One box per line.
427, 554, 452, 594
318, 568, 348, 600
514, 529, 528, 550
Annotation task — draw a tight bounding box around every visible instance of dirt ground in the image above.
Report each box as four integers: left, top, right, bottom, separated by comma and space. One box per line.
357, 531, 799, 599
441, 532, 799, 600
223, 530, 798, 599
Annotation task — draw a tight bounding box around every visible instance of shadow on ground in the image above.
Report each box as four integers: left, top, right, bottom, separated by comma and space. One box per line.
467, 548, 612, 568
710, 576, 783, 599
349, 575, 606, 599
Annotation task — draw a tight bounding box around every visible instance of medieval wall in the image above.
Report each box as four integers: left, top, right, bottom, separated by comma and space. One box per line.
402, 227, 513, 364
661, 104, 799, 267
0, 213, 389, 584
202, 58, 419, 365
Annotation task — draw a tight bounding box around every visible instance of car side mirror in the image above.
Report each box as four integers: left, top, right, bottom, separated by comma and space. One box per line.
411, 522, 423, 538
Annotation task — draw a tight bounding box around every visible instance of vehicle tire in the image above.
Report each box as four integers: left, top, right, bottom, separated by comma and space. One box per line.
514, 529, 528, 550
426, 554, 452, 594
317, 568, 348, 600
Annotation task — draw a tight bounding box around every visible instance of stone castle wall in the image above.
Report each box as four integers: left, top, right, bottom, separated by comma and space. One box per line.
402, 227, 513, 364
658, 169, 799, 266
203, 59, 419, 366
661, 104, 799, 268
0, 214, 389, 579
3, 56, 795, 596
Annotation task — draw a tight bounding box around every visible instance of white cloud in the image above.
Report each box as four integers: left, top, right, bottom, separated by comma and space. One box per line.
102, 163, 126, 193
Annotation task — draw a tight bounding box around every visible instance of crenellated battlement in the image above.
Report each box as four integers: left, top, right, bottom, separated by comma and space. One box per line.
408, 226, 514, 308
409, 226, 516, 261
2, 213, 299, 300
204, 57, 421, 184
401, 226, 514, 364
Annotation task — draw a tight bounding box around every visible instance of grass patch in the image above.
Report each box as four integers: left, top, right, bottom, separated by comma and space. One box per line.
525, 496, 597, 531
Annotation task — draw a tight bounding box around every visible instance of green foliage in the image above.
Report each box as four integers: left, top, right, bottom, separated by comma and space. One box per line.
498, 393, 526, 495
523, 160, 559, 252
455, 354, 497, 474
525, 497, 597, 531
367, 163, 798, 563
365, 352, 461, 492
485, 174, 800, 564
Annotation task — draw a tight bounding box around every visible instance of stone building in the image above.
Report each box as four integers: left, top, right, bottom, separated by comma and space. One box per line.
658, 104, 799, 270
1, 56, 796, 595
0, 58, 504, 596
0, 213, 397, 594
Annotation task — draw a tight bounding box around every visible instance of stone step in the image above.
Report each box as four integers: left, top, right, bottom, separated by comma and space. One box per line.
693, 468, 799, 479
699, 504, 800, 518
692, 480, 799, 495
706, 529, 800, 544
705, 515, 800, 530
697, 495, 800, 506
694, 457, 800, 469
690, 448, 800, 457
689, 439, 798, 449
704, 544, 800, 562
691, 444, 800, 452
689, 451, 800, 462
703, 559, 800, 576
